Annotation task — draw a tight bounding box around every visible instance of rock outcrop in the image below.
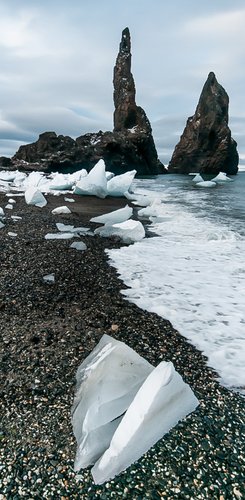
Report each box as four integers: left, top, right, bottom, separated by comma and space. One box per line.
10, 28, 166, 176
168, 72, 239, 175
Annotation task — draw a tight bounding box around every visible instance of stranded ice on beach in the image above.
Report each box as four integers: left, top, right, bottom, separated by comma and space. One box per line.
72, 334, 199, 484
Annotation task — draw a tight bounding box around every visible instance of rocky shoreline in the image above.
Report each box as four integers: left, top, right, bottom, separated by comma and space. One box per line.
0, 193, 244, 499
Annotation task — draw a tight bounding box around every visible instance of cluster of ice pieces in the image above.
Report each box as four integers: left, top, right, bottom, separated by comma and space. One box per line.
72, 334, 199, 484
90, 204, 145, 244
192, 172, 233, 188
0, 160, 137, 207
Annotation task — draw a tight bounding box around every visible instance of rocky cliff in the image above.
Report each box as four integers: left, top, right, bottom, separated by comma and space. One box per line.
168, 72, 239, 175
9, 28, 165, 176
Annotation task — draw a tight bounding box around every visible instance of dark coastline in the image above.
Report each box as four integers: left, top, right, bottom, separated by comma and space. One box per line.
0, 192, 244, 499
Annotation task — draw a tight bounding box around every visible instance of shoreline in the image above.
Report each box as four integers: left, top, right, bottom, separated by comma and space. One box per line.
0, 192, 244, 499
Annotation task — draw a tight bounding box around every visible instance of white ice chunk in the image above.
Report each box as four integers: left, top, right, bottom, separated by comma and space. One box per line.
23, 171, 45, 189
70, 241, 87, 251
72, 334, 153, 471
192, 174, 204, 183
195, 181, 216, 188
8, 232, 17, 237
0, 171, 16, 182
56, 223, 74, 232
0, 182, 10, 193
107, 170, 136, 197
43, 273, 55, 283
49, 174, 74, 191
90, 205, 133, 225
64, 197, 75, 203
11, 215, 22, 220
0, 207, 5, 217
5, 204, 13, 210
138, 200, 161, 218
92, 361, 199, 484
74, 160, 107, 198
95, 220, 145, 243
211, 172, 233, 183
25, 187, 47, 207
8, 198, 16, 204
51, 206, 71, 215
45, 232, 75, 240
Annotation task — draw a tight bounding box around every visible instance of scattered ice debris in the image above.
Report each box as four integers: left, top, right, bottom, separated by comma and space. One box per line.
138, 200, 161, 218
195, 181, 217, 188
51, 206, 71, 215
192, 174, 204, 183
74, 160, 107, 198
95, 220, 145, 244
8, 232, 17, 237
11, 215, 22, 220
107, 170, 136, 197
70, 241, 87, 251
43, 273, 55, 283
0, 221, 4, 229
64, 197, 75, 203
45, 232, 75, 240
211, 172, 233, 183
56, 223, 74, 232
25, 187, 47, 207
90, 205, 133, 225
5, 204, 13, 210
72, 334, 199, 484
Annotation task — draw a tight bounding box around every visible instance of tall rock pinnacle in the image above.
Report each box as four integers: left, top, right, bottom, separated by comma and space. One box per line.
168, 72, 239, 175
113, 27, 151, 133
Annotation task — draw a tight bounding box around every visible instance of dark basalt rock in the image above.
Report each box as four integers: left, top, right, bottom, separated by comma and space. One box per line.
10, 28, 166, 176
168, 72, 239, 175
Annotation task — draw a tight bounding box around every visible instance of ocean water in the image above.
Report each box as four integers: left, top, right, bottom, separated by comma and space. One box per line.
107, 171, 245, 394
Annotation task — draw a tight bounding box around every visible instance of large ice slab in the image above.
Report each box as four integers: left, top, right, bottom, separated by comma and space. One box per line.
94, 219, 145, 243
90, 205, 133, 225
107, 170, 136, 197
72, 335, 153, 471
72, 335, 199, 484
25, 187, 47, 207
73, 159, 108, 198
92, 361, 199, 484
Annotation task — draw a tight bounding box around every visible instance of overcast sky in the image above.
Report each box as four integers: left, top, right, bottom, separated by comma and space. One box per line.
0, 0, 244, 165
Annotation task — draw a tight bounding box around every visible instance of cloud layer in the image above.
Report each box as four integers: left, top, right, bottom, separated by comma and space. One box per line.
0, 1, 244, 165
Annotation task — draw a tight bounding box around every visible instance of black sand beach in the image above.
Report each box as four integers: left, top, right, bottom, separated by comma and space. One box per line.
0, 193, 244, 499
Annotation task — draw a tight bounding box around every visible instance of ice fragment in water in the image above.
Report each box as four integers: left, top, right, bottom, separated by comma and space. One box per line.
25, 187, 47, 207
90, 205, 132, 225
211, 172, 233, 183
94, 220, 145, 243
51, 206, 71, 214
107, 170, 136, 197
195, 181, 216, 188
192, 174, 204, 183
72, 335, 199, 484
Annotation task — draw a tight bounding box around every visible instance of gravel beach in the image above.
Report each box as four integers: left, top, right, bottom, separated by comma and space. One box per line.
0, 192, 244, 499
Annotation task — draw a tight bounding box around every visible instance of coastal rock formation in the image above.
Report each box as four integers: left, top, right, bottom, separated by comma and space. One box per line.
168, 72, 239, 175
10, 28, 165, 176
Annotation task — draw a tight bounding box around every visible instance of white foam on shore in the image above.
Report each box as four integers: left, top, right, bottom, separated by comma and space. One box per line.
107, 180, 245, 394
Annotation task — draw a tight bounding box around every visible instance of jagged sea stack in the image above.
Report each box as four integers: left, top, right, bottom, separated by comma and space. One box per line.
168, 72, 239, 175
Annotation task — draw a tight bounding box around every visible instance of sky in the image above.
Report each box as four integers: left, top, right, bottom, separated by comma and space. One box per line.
0, 0, 244, 165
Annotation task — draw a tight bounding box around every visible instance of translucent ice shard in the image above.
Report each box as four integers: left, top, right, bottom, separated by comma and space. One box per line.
90, 205, 133, 225
25, 187, 47, 207
94, 220, 145, 243
211, 172, 232, 183
92, 361, 199, 484
107, 170, 136, 197
73, 159, 108, 198
72, 334, 153, 472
